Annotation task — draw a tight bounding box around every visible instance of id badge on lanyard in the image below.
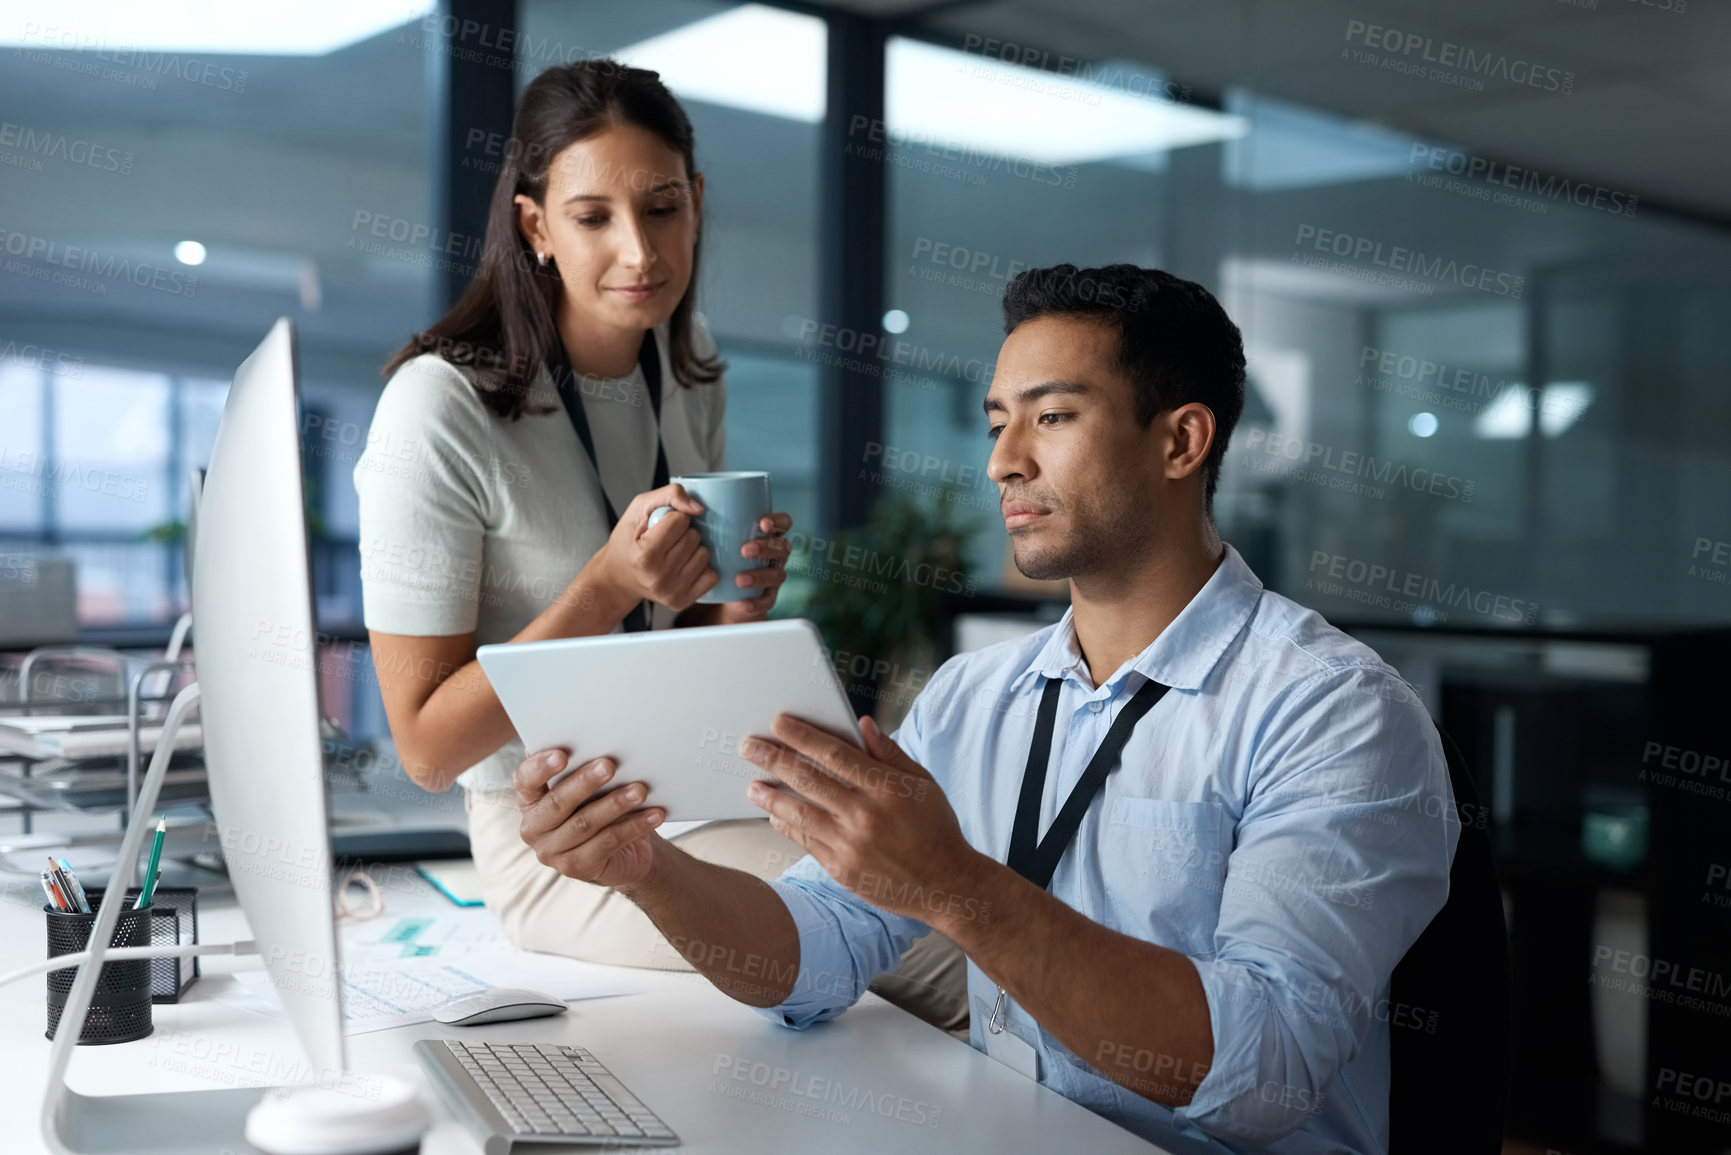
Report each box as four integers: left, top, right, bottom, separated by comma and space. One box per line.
984, 988, 1039, 1080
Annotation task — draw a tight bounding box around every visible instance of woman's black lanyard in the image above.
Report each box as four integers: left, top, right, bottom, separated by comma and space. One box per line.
988, 673, 1171, 1034
546, 331, 668, 633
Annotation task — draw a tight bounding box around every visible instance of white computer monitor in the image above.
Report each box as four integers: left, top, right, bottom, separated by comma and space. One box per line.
41, 318, 363, 1154
191, 317, 345, 1077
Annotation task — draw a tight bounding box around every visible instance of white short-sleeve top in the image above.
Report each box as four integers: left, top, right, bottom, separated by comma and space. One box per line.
354, 317, 725, 790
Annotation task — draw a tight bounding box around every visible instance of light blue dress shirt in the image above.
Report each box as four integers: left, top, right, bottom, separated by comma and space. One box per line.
761, 545, 1458, 1154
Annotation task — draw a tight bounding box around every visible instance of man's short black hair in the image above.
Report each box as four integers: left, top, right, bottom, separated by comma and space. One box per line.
1001, 263, 1246, 510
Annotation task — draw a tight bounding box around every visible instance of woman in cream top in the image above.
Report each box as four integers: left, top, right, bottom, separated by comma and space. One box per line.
355, 60, 966, 1031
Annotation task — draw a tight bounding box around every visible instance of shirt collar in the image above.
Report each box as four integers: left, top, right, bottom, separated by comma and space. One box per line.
1014, 544, 1264, 694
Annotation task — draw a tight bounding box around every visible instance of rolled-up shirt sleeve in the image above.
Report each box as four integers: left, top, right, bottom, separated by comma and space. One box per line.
1173, 665, 1458, 1147
755, 668, 956, 1030
759, 859, 930, 1029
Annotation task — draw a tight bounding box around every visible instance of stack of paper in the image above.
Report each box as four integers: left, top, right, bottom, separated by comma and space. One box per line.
0, 715, 203, 760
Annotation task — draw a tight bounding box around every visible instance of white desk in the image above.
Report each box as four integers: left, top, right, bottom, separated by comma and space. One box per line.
0, 883, 1162, 1154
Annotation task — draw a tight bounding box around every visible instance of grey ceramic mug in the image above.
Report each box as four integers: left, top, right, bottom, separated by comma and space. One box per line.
647, 471, 773, 604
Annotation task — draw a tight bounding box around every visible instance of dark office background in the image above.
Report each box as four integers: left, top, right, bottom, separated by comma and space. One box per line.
1, 1, 1728, 1151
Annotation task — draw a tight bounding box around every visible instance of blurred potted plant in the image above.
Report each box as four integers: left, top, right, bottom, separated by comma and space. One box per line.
779, 493, 981, 729
141, 519, 186, 545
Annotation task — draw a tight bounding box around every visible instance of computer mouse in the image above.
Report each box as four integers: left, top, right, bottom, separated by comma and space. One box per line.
433, 988, 570, 1026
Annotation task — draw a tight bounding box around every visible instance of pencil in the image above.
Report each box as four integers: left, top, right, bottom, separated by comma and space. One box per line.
136, 818, 167, 909
43, 869, 69, 912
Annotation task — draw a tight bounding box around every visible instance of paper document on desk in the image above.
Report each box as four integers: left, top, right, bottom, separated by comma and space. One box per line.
221, 953, 646, 1035
342, 908, 509, 962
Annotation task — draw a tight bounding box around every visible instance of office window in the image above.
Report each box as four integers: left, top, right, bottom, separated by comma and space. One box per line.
714, 347, 820, 539
874, 25, 1731, 627
52, 366, 171, 531
1216, 83, 1731, 627
1530, 269, 1731, 623
179, 377, 230, 482
0, 359, 46, 530
0, 2, 435, 626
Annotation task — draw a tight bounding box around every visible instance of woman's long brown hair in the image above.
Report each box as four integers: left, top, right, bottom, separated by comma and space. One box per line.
383, 59, 720, 418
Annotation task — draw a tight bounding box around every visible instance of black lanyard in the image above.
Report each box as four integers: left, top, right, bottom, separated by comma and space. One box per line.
988, 671, 1171, 1037
547, 331, 668, 633
1006, 674, 1171, 891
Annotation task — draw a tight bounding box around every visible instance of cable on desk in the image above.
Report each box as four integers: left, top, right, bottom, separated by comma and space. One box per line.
0, 939, 256, 990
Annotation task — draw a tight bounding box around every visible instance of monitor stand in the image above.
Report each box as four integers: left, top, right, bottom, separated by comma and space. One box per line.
38, 686, 283, 1155
49, 1087, 267, 1155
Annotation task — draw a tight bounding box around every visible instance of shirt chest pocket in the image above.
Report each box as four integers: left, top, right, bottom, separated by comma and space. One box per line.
1100, 798, 1231, 959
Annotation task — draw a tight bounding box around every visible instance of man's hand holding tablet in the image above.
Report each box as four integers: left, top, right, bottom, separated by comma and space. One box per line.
735, 715, 988, 926
513, 750, 665, 889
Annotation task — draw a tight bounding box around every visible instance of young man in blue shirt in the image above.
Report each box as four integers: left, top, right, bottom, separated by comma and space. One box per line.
511, 264, 1457, 1154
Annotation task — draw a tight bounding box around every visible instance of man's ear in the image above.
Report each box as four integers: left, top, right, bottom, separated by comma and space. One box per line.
1163, 402, 1217, 482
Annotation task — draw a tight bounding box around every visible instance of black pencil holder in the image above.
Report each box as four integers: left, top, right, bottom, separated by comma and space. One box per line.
45, 887, 154, 1044
78, 886, 199, 1003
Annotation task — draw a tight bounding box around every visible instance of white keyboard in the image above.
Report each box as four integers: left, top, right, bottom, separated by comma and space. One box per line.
415, 1038, 679, 1149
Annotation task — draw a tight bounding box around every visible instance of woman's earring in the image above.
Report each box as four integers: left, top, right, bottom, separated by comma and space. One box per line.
536, 250, 549, 267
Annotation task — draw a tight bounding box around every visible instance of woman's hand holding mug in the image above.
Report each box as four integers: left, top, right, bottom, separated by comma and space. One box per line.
643, 472, 791, 624
596, 484, 719, 613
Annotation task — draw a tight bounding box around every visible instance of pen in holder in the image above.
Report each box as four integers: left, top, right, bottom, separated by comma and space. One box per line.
45, 887, 154, 1044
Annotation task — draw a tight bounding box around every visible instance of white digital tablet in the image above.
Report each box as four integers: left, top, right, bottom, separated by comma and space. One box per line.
475, 618, 862, 821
